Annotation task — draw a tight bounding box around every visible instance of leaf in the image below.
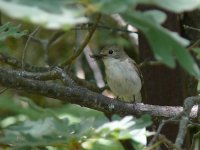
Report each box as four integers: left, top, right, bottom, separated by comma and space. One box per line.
133, 115, 152, 129
0, 22, 27, 41
92, 0, 200, 14
150, 0, 200, 13
96, 115, 151, 146
0, 0, 87, 30
0, 117, 73, 147
82, 138, 124, 150
126, 11, 200, 78
143, 10, 167, 24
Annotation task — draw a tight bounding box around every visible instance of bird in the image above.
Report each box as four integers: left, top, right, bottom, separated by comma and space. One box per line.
91, 45, 143, 102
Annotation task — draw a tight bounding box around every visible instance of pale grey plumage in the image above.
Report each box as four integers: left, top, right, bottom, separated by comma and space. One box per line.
92, 45, 143, 102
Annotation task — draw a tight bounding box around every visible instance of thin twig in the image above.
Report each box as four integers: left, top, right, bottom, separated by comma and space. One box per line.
60, 13, 101, 67
158, 135, 182, 150
74, 24, 137, 33
188, 120, 200, 127
188, 39, 200, 50
48, 31, 65, 47
0, 88, 8, 94
146, 135, 182, 150
139, 60, 163, 68
148, 117, 180, 146
44, 31, 65, 64
145, 140, 164, 150
0, 52, 49, 72
183, 25, 200, 32
21, 26, 40, 70
24, 35, 43, 45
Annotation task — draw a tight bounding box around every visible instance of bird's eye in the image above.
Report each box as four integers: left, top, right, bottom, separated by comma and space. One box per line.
108, 50, 113, 54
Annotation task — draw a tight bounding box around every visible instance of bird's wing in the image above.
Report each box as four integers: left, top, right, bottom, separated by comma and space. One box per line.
129, 59, 144, 84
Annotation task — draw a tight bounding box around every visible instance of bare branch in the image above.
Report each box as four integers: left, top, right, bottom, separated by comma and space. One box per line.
0, 88, 8, 94
60, 14, 101, 67
175, 96, 200, 148
74, 23, 137, 33
0, 67, 198, 119
0, 52, 103, 92
0, 52, 49, 72
22, 26, 40, 69
139, 60, 163, 68
148, 117, 180, 146
145, 135, 182, 150
158, 135, 182, 150
183, 25, 200, 32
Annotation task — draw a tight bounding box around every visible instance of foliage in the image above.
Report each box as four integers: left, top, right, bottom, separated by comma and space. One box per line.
0, 95, 151, 149
0, 0, 87, 30
0, 0, 199, 77
0, 22, 27, 41
0, 0, 200, 149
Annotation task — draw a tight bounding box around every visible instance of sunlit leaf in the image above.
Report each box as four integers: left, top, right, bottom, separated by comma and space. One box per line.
149, 0, 200, 13
127, 11, 200, 78
93, 0, 200, 14
0, 0, 87, 30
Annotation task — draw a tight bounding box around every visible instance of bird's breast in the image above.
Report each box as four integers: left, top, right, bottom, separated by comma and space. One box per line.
104, 58, 142, 98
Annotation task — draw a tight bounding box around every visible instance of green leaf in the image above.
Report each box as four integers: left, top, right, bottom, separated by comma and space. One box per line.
150, 0, 200, 13
133, 115, 152, 129
93, 0, 136, 14
82, 138, 124, 150
0, 117, 73, 147
0, 22, 27, 41
0, 0, 87, 30
126, 11, 200, 78
96, 116, 151, 145
92, 0, 200, 14
13, 0, 68, 14
143, 10, 167, 24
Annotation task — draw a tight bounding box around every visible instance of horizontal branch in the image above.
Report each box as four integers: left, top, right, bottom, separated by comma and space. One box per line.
0, 52, 103, 92
0, 67, 198, 119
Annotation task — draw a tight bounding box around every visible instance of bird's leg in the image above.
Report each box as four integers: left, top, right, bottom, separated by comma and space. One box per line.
116, 96, 121, 100
116, 96, 126, 102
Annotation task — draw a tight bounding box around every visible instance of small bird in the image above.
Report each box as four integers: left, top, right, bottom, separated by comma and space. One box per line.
91, 45, 143, 102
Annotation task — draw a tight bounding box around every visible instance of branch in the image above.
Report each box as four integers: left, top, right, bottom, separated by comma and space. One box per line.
22, 26, 40, 69
0, 67, 198, 118
139, 60, 163, 68
175, 96, 200, 148
183, 25, 200, 32
148, 117, 179, 146
0, 52, 49, 72
0, 52, 104, 92
60, 14, 101, 67
74, 23, 137, 33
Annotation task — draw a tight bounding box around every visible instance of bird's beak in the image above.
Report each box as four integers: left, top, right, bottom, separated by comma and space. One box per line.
90, 53, 107, 60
